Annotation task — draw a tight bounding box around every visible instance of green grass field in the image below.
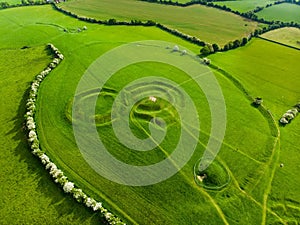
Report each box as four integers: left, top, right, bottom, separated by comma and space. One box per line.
1, 2, 300, 225
209, 39, 300, 223
256, 3, 300, 23
209, 38, 300, 117
0, 4, 278, 225
59, 0, 259, 46
261, 27, 300, 48
4, 0, 22, 4
214, 0, 276, 13
0, 46, 102, 224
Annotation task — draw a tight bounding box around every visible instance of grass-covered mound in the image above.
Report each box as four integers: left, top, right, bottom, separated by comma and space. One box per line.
195, 160, 230, 190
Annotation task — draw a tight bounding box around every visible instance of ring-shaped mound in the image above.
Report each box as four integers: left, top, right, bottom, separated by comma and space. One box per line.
194, 159, 230, 191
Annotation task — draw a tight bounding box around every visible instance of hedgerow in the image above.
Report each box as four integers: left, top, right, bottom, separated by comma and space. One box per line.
24, 43, 125, 225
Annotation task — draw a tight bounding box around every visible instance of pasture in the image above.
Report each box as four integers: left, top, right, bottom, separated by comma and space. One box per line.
4, 0, 21, 4
59, 0, 259, 46
0, 1, 300, 225
256, 3, 300, 23
0, 4, 276, 225
209, 38, 300, 117
0, 46, 101, 224
261, 27, 300, 48
209, 40, 300, 223
214, 0, 276, 13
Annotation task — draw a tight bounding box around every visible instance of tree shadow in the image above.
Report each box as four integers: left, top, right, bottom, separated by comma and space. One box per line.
7, 86, 106, 224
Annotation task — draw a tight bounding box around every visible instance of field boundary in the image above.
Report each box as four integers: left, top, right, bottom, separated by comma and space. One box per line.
258, 36, 300, 51
52, 3, 207, 47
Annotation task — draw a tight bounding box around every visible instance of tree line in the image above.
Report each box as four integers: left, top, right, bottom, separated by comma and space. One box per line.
140, 0, 300, 26
0, 0, 49, 9
54, 2, 300, 56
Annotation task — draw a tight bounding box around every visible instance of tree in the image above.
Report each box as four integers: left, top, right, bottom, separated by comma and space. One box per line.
233, 39, 241, 48
241, 37, 248, 46
223, 43, 229, 51
200, 45, 211, 55
253, 97, 263, 106
212, 43, 220, 52
107, 18, 116, 25
0, 2, 9, 8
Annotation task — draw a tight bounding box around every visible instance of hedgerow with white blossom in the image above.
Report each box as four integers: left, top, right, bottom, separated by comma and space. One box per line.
25, 43, 125, 225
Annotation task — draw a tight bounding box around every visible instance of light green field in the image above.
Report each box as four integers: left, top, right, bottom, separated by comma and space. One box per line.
256, 3, 300, 23
60, 0, 259, 46
0, 46, 101, 224
4, 0, 21, 4
214, 0, 276, 13
209, 39, 300, 223
261, 27, 300, 48
0, 5, 281, 225
209, 38, 300, 117
1, 2, 300, 225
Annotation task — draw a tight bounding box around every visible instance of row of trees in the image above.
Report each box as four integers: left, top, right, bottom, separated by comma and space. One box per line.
53, 4, 156, 26
54, 4, 207, 47
280, 103, 300, 124
201, 17, 300, 55
141, 0, 300, 27
156, 23, 206, 46
25, 43, 125, 225
53, 1, 299, 56
0, 0, 48, 9
200, 36, 249, 55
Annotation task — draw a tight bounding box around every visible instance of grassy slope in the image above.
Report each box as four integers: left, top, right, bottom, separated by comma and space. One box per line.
209, 38, 300, 117
0, 4, 295, 225
209, 39, 300, 223
8, 6, 277, 225
214, 0, 276, 13
0, 47, 101, 224
261, 27, 300, 48
256, 3, 300, 23
0, 5, 275, 225
60, 0, 259, 46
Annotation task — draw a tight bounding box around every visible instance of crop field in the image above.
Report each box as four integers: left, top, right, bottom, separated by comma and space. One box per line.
261, 27, 300, 48
256, 3, 300, 23
1, 1, 300, 225
214, 0, 276, 13
59, 0, 259, 46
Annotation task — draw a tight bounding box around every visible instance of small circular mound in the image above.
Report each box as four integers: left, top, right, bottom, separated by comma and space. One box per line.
132, 96, 178, 125
194, 160, 230, 190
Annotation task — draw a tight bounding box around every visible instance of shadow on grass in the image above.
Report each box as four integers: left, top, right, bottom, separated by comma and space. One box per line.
7, 86, 107, 225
